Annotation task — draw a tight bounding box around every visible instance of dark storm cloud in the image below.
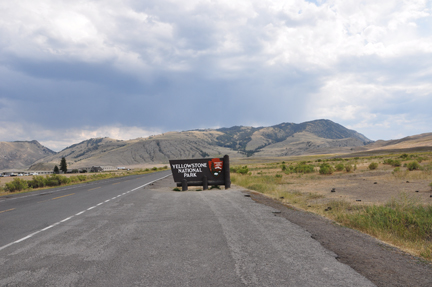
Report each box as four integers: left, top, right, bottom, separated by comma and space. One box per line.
0, 0, 431, 150
2, 57, 143, 94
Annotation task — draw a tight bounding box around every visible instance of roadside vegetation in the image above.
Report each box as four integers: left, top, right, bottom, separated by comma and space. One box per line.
0, 166, 168, 195
231, 151, 432, 261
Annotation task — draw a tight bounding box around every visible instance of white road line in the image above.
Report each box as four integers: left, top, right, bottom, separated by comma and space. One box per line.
41, 222, 60, 231
0, 173, 170, 252
15, 231, 41, 243
60, 216, 73, 223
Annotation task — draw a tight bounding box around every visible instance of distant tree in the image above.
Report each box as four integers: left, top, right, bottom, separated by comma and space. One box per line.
53, 165, 59, 174
60, 157, 67, 174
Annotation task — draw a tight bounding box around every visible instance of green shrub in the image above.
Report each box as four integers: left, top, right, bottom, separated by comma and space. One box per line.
417, 157, 425, 163
231, 166, 249, 174
173, 187, 181, 191
393, 167, 401, 174
345, 164, 352, 172
45, 174, 63, 186
392, 160, 401, 167
5, 178, 29, 192
60, 176, 71, 185
319, 163, 334, 175
69, 176, 79, 183
400, 153, 409, 159
77, 175, 87, 181
281, 164, 287, 171
27, 175, 46, 188
46, 179, 60, 186
293, 162, 315, 174
151, 167, 158, 171
407, 161, 421, 171
383, 159, 394, 165
368, 162, 379, 170
335, 163, 344, 171
275, 174, 282, 178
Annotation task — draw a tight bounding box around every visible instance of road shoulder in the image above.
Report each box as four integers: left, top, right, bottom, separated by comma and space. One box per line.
246, 190, 432, 287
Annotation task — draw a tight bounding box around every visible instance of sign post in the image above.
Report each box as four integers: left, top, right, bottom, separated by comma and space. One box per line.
169, 155, 231, 191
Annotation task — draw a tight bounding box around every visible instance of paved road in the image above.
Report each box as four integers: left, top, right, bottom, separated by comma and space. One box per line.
0, 171, 171, 249
0, 175, 375, 286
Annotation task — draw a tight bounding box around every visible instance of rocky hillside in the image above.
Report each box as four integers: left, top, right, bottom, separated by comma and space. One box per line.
213, 119, 371, 156
29, 119, 372, 170
0, 141, 55, 171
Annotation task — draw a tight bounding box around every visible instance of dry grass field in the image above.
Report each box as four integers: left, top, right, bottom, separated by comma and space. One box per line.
231, 151, 432, 261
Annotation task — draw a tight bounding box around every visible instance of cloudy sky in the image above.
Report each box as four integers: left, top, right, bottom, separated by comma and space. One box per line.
0, 0, 431, 151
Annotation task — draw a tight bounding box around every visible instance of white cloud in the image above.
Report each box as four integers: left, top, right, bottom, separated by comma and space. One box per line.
0, 0, 431, 144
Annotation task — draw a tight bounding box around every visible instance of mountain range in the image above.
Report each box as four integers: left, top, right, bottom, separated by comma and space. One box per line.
1, 119, 430, 171
0, 141, 55, 171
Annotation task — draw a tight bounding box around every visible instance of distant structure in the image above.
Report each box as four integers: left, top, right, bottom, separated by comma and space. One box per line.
91, 166, 117, 172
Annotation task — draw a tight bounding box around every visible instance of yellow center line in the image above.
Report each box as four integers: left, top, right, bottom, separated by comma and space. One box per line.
112, 182, 121, 185
0, 208, 15, 214
88, 187, 101, 191
51, 193, 75, 200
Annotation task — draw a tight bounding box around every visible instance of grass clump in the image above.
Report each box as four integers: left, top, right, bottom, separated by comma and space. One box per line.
319, 163, 334, 175
230, 166, 249, 174
329, 195, 432, 260
231, 173, 278, 194
5, 178, 29, 192
335, 163, 344, 171
392, 160, 401, 167
368, 162, 379, 170
292, 162, 315, 174
407, 161, 421, 171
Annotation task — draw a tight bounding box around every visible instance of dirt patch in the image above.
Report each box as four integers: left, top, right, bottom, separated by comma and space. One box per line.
277, 169, 432, 205
247, 190, 432, 287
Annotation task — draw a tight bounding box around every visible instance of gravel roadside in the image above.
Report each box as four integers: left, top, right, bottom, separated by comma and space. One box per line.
247, 190, 432, 287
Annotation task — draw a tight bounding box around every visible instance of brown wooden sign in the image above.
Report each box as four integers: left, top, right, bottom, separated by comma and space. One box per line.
169, 155, 231, 191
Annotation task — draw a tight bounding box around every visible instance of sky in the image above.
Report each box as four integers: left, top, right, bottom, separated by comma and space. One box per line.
0, 0, 431, 151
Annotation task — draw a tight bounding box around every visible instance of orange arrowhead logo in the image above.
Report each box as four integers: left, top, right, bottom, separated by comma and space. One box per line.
209, 158, 223, 178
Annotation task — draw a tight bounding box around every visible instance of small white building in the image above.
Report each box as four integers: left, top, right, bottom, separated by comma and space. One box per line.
91, 166, 117, 172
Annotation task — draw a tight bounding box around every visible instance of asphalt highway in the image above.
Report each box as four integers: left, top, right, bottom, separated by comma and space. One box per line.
0, 173, 375, 286
0, 171, 171, 250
